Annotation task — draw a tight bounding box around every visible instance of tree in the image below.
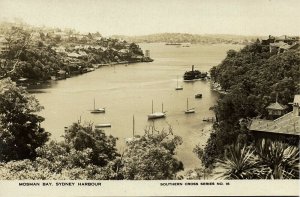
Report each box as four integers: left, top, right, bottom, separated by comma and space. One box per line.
254, 139, 299, 179
203, 42, 300, 167
129, 43, 144, 56
0, 141, 121, 180
0, 28, 32, 79
0, 123, 123, 180
64, 122, 120, 167
218, 143, 259, 179
0, 78, 50, 161
218, 140, 300, 179
121, 128, 184, 180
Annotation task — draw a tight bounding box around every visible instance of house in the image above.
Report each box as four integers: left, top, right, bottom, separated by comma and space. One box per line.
94, 36, 102, 41
118, 49, 129, 57
270, 41, 300, 53
78, 51, 87, 56
54, 31, 68, 40
57, 70, 67, 80
249, 95, 300, 141
261, 35, 299, 53
31, 32, 41, 40
261, 35, 275, 45
75, 45, 83, 50
119, 49, 129, 53
51, 46, 66, 53
145, 50, 150, 58
0, 35, 8, 54
93, 46, 101, 50
67, 52, 81, 58
266, 100, 288, 119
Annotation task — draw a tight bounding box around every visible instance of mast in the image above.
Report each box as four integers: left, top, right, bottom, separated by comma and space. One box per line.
162, 103, 164, 112
94, 98, 95, 110
177, 76, 178, 87
133, 115, 135, 137
186, 98, 189, 110
152, 100, 154, 113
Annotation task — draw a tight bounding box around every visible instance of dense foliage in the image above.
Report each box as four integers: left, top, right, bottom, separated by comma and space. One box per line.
0, 122, 125, 180
0, 119, 184, 180
201, 42, 300, 167
121, 131, 184, 180
63, 123, 120, 167
218, 139, 299, 179
0, 78, 49, 161
0, 24, 145, 82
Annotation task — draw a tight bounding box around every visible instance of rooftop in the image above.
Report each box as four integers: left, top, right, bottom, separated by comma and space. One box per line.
249, 112, 300, 136
0, 36, 7, 43
266, 102, 288, 110
249, 95, 300, 136
294, 95, 300, 105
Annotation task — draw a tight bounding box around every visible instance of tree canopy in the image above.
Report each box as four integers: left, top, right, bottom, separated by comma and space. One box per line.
0, 78, 50, 161
121, 130, 184, 180
0, 121, 184, 180
201, 42, 300, 167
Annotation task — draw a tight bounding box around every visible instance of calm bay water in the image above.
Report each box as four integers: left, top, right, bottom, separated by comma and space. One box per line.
32, 43, 242, 171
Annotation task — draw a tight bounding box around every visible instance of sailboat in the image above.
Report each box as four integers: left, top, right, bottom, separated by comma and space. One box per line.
184, 98, 195, 114
148, 100, 166, 119
175, 76, 183, 90
125, 115, 141, 143
90, 99, 105, 113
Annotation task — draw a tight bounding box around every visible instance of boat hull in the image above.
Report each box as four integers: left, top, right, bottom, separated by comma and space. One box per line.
95, 123, 111, 128
90, 108, 105, 113
185, 110, 195, 114
148, 112, 166, 119
195, 94, 202, 98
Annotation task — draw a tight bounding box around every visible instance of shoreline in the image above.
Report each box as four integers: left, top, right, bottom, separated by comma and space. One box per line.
19, 60, 153, 90
177, 123, 214, 178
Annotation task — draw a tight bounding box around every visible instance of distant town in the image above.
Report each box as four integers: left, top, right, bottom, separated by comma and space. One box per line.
0, 21, 153, 85
112, 33, 269, 45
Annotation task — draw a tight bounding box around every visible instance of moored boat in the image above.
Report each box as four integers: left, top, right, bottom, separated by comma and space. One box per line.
148, 101, 166, 119
184, 98, 195, 114
183, 65, 208, 81
195, 93, 202, 98
175, 76, 183, 90
95, 123, 111, 128
148, 112, 166, 119
91, 108, 105, 113
165, 43, 182, 45
90, 99, 105, 113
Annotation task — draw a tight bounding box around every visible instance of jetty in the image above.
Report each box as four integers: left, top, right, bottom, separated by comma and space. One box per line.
202, 117, 215, 122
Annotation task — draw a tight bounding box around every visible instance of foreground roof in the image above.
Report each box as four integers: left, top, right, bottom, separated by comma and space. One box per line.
266, 102, 288, 110
249, 112, 300, 136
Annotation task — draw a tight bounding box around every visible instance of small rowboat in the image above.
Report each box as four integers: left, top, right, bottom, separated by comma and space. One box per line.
195, 94, 202, 98
95, 123, 111, 128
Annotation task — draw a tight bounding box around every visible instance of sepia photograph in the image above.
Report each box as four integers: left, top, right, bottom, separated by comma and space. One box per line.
0, 0, 299, 196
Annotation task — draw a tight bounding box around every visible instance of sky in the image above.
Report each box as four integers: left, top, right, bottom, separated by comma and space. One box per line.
0, 0, 299, 36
